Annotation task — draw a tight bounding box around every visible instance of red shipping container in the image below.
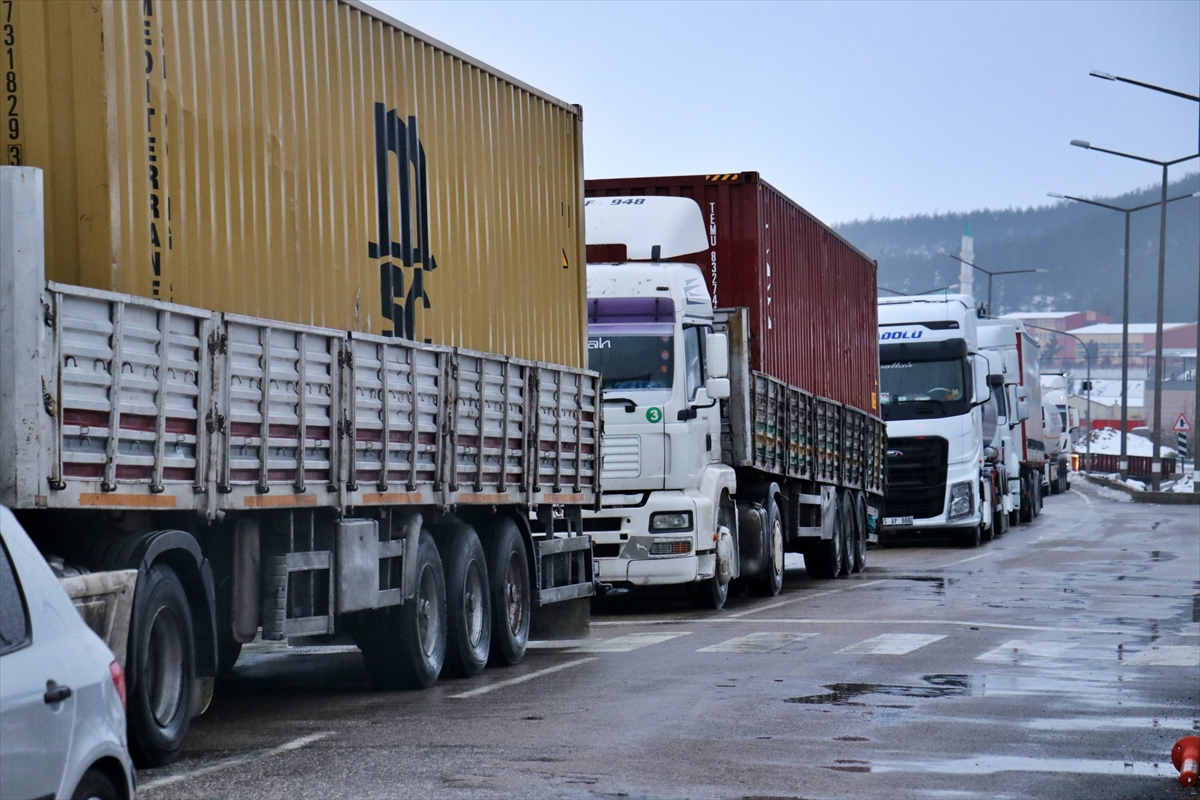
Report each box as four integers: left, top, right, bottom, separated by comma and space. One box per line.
586, 172, 881, 417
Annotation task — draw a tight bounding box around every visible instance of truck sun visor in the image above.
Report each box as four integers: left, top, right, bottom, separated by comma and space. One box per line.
588, 297, 676, 325
880, 339, 969, 362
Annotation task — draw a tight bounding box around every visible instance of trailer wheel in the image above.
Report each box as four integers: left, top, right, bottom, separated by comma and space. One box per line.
437, 524, 491, 678
837, 493, 854, 577
128, 563, 196, 767
1033, 475, 1042, 517
750, 497, 784, 596
486, 518, 531, 667
804, 501, 842, 580
851, 493, 867, 573
361, 529, 446, 689
1019, 475, 1034, 524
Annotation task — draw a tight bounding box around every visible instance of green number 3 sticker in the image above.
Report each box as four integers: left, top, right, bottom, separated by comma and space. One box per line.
645, 407, 663, 423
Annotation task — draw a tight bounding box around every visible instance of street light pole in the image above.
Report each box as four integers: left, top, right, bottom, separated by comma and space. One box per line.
1046, 190, 1199, 478
1084, 71, 1200, 490
942, 253, 1047, 316
1070, 141, 1200, 489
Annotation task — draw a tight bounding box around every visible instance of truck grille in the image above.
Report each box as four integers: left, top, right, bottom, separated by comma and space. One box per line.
884, 436, 948, 520
601, 435, 641, 479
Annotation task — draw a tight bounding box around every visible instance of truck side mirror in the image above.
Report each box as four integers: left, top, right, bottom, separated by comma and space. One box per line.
987, 373, 1004, 389
705, 377, 730, 400
971, 355, 990, 404
706, 333, 729, 379
1017, 400, 1030, 421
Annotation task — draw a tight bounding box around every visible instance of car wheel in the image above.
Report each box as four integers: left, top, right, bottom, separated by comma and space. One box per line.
751, 496, 784, 596
485, 518, 531, 667
437, 524, 491, 678
128, 563, 196, 768
71, 768, 120, 800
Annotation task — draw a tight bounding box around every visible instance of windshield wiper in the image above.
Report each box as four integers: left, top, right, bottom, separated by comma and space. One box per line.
603, 396, 639, 412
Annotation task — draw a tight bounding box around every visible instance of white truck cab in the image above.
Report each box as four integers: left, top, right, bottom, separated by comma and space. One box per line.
584, 198, 737, 602
877, 295, 995, 545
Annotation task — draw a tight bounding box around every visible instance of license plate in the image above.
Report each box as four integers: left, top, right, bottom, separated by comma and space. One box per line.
883, 516, 914, 526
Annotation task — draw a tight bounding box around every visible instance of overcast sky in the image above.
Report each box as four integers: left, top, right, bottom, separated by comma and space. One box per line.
365, 0, 1199, 225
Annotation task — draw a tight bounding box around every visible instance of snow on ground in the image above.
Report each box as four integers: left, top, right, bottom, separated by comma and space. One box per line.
1071, 473, 1131, 503
1161, 473, 1195, 494
1073, 427, 1176, 458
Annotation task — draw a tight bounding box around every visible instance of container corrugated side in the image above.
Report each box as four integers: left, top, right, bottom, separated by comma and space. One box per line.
9, 0, 587, 368
585, 173, 880, 416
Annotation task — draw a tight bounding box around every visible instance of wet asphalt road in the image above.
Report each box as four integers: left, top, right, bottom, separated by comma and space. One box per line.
140, 483, 1199, 799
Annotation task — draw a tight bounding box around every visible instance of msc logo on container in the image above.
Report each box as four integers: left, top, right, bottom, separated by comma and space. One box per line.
879, 330, 924, 341
369, 104, 439, 341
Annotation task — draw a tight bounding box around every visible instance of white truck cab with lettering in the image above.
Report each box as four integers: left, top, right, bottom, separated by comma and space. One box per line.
583, 197, 737, 604
877, 295, 995, 545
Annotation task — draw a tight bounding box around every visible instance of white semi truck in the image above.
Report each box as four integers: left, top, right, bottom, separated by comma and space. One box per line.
1039, 373, 1073, 494
583, 194, 885, 608
978, 319, 1047, 522
877, 295, 999, 546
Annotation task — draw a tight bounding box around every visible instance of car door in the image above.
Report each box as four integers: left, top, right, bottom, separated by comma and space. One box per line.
0, 528, 76, 800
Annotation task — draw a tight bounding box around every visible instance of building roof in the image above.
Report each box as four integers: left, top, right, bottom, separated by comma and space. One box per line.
1067, 323, 1189, 336
1000, 311, 1081, 320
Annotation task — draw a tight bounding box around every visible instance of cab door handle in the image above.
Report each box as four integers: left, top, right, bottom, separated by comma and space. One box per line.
44, 681, 72, 704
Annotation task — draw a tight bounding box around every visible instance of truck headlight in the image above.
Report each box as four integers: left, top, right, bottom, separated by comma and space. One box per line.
948, 481, 974, 521
650, 511, 693, 532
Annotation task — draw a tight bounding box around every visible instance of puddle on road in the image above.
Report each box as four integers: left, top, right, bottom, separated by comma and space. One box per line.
870, 755, 1172, 777
786, 674, 971, 705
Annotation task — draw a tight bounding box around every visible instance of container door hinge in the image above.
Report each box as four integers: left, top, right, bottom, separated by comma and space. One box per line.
208, 331, 228, 355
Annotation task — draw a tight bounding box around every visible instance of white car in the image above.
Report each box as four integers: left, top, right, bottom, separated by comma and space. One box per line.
0, 506, 136, 800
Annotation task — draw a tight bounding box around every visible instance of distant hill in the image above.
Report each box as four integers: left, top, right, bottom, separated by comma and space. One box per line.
834, 173, 1200, 323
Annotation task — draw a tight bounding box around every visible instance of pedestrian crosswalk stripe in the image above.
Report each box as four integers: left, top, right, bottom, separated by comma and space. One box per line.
698, 632, 818, 653
836, 633, 946, 655
1121, 646, 1199, 667
567, 632, 691, 653
976, 639, 1076, 664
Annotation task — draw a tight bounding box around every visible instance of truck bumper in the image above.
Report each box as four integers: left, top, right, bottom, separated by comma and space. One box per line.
586, 490, 714, 587
882, 460, 983, 532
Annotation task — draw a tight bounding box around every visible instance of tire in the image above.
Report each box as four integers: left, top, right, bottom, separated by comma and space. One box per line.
837, 493, 854, 577
71, 768, 120, 800
360, 529, 447, 689
127, 563, 196, 768
437, 524, 491, 678
485, 518, 531, 667
750, 496, 784, 596
957, 524, 982, 548
996, 500, 1009, 537
690, 574, 729, 609
1019, 475, 1033, 524
1033, 475, 1042, 517
805, 497, 843, 580
851, 493, 867, 573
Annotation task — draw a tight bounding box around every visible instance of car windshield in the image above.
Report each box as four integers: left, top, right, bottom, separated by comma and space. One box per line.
879, 357, 969, 420
588, 333, 675, 391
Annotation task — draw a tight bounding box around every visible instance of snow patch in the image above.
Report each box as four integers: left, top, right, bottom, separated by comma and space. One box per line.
1073, 427, 1176, 458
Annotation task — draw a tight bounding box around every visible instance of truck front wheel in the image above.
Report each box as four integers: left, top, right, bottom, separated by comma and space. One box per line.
128, 563, 196, 767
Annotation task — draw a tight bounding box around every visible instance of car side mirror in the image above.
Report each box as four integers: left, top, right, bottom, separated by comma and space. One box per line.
705, 377, 730, 400
706, 333, 729, 379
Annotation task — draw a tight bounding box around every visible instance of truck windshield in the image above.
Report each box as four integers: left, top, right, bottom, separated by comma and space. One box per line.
588, 333, 675, 391
879, 357, 969, 421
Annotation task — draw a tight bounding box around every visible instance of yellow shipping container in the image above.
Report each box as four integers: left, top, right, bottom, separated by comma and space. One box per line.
6, 0, 586, 367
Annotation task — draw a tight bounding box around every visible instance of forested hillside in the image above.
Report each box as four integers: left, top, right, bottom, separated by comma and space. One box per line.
835, 173, 1200, 322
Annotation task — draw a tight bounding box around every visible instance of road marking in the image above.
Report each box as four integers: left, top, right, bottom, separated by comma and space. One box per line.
942, 551, 997, 567
698, 632, 818, 653
449, 657, 597, 698
567, 631, 691, 653
591, 617, 1131, 635
977, 639, 1077, 664
1121, 646, 1200, 667
837, 633, 947, 655
723, 579, 887, 618
139, 732, 332, 792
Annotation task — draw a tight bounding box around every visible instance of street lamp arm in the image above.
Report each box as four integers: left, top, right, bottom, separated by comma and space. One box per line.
1090, 71, 1200, 102
943, 252, 990, 275
1166, 153, 1200, 167
1080, 143, 1166, 166
1050, 191, 1200, 214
